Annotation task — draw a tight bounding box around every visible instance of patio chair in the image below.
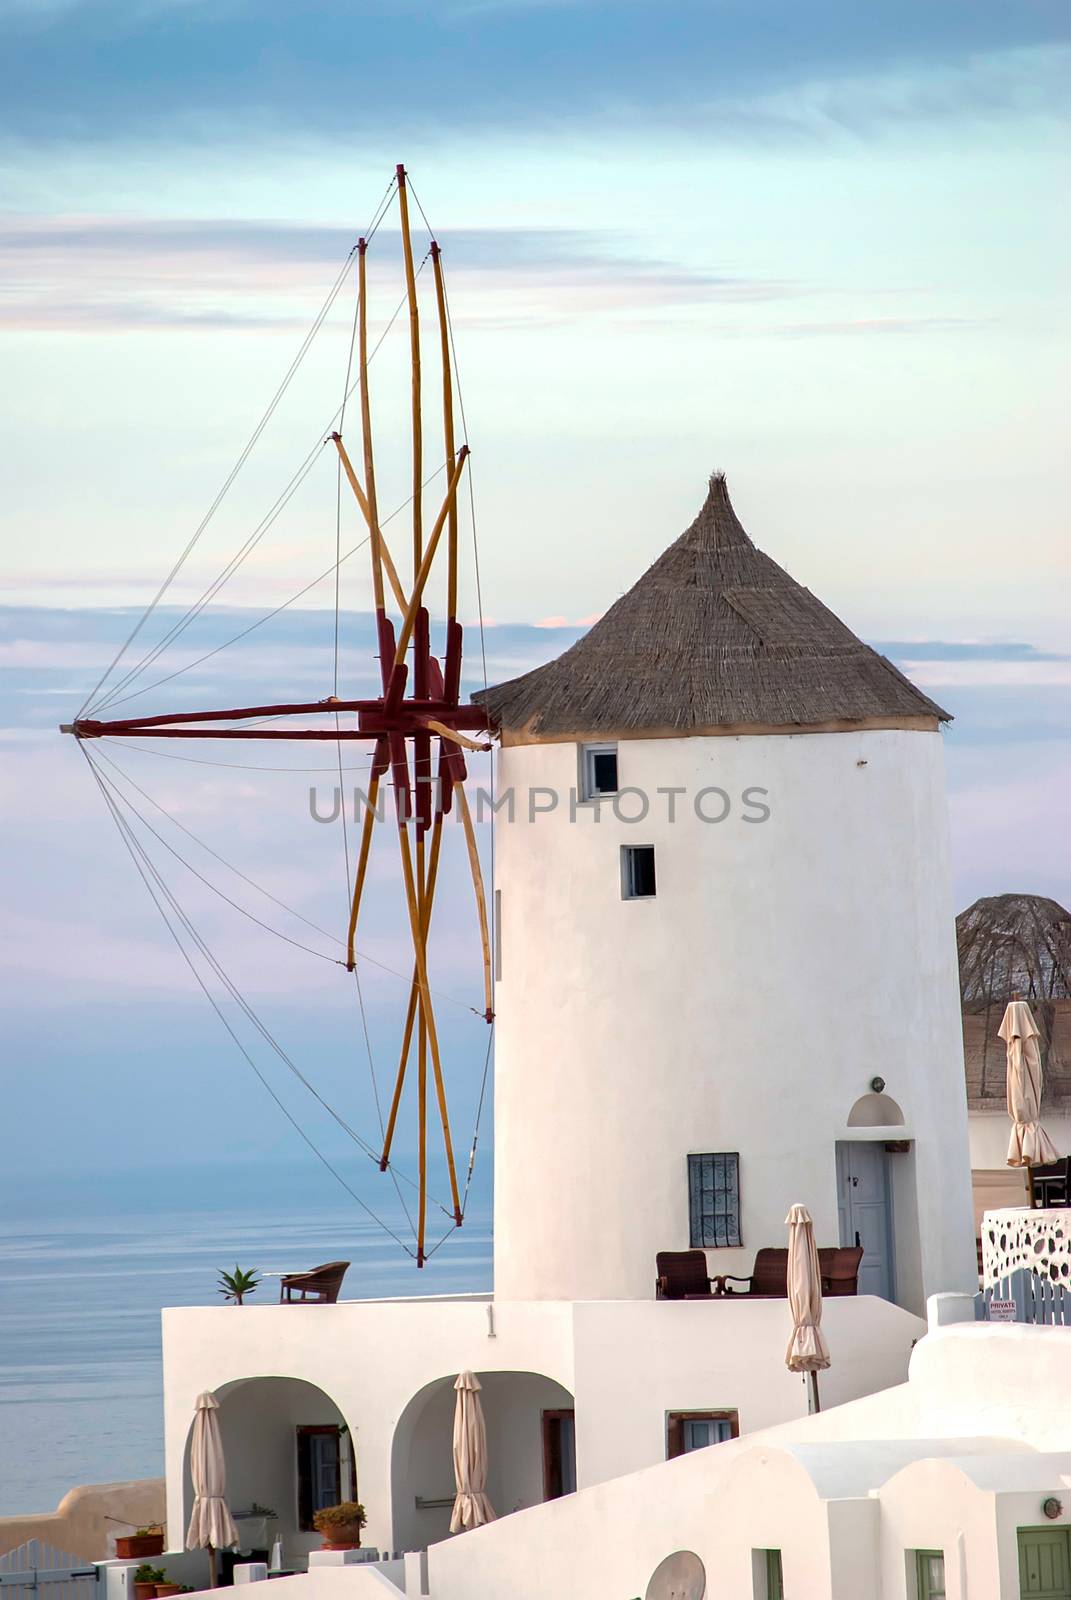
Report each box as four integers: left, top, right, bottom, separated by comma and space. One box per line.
718, 1245, 863, 1298
819, 1245, 864, 1296
655, 1249, 715, 1300
1031, 1157, 1071, 1209
279, 1260, 350, 1304
718, 1247, 789, 1297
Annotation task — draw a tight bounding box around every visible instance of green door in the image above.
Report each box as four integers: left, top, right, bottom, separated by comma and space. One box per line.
1019, 1528, 1071, 1598
916, 1551, 946, 1599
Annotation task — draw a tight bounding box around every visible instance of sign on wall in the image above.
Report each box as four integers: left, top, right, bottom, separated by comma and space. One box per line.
988, 1299, 1017, 1323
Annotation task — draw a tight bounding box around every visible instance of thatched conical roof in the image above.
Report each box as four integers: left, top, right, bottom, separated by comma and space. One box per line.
958, 893, 1071, 1109
475, 474, 949, 740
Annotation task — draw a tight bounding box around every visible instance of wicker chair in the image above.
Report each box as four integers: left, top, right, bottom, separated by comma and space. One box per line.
655, 1249, 715, 1300
279, 1260, 350, 1304
718, 1246, 863, 1298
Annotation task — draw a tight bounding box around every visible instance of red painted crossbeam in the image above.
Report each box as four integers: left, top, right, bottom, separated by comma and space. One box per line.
68, 698, 493, 741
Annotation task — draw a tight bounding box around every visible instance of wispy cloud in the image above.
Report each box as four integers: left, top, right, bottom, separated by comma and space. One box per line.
879, 638, 1071, 688
0, 214, 800, 334
770, 316, 983, 338
876, 641, 1069, 663
697, 43, 1071, 144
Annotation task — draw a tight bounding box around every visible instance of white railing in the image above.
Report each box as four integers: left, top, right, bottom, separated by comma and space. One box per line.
0, 1541, 98, 1600
975, 1266, 1071, 1326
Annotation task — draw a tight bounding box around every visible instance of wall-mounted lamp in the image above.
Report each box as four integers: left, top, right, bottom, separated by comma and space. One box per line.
870, 1076, 886, 1094
1043, 1497, 1063, 1520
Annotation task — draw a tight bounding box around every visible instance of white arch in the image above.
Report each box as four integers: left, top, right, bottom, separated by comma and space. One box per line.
847, 1091, 905, 1128
180, 1376, 355, 1566
390, 1369, 575, 1552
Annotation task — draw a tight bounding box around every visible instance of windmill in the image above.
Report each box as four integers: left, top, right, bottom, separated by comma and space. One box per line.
63, 165, 495, 1267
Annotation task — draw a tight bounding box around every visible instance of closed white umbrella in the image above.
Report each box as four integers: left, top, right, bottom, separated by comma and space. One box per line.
186, 1392, 238, 1586
449, 1371, 496, 1533
785, 1204, 830, 1414
1003, 999, 1059, 1201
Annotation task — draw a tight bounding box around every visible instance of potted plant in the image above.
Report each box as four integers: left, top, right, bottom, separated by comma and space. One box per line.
154, 1574, 183, 1598
312, 1502, 367, 1551
217, 1265, 260, 1305
116, 1528, 165, 1560
132, 1564, 165, 1600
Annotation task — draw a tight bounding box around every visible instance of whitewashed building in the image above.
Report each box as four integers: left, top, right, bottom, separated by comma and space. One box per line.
423, 1307, 1071, 1600
156, 475, 979, 1579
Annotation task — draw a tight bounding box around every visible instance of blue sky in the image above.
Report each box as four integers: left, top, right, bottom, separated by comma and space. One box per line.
1, 2, 1068, 1254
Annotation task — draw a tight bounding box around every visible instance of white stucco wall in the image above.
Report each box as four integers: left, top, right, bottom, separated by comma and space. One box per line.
970, 1109, 1071, 1169
162, 1296, 573, 1558
427, 1324, 1071, 1600
569, 1296, 920, 1487
160, 1293, 921, 1559
492, 728, 975, 1308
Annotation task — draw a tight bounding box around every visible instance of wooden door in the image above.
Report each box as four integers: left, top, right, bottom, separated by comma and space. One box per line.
541, 1409, 576, 1499
1019, 1528, 1071, 1597
836, 1141, 894, 1301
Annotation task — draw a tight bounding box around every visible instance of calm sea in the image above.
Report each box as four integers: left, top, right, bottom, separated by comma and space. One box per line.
0, 1162, 492, 1516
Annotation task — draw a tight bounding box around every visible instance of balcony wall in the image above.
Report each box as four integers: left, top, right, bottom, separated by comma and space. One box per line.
161, 1292, 923, 1557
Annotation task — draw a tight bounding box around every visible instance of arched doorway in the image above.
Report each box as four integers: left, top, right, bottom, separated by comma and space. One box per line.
390, 1371, 575, 1552
183, 1378, 354, 1568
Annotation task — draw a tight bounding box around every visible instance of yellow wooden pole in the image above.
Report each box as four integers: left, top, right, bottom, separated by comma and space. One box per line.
417, 998, 428, 1260
356, 241, 387, 621
396, 821, 463, 1229
415, 825, 428, 1260
374, 533, 408, 621
454, 780, 494, 1022
379, 813, 444, 1169
331, 430, 371, 522
430, 242, 458, 621
424, 980, 463, 1226
393, 448, 469, 669
345, 767, 382, 969
330, 432, 408, 612
396, 164, 423, 579
424, 719, 491, 752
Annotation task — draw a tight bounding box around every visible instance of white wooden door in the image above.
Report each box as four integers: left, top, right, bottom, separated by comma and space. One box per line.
836, 1141, 895, 1301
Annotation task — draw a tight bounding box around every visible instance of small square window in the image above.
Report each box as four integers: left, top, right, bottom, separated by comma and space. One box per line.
688, 1152, 741, 1248
621, 844, 656, 899
667, 1409, 739, 1459
580, 743, 618, 799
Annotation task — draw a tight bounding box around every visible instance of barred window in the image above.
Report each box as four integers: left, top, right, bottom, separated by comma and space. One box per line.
688, 1152, 741, 1248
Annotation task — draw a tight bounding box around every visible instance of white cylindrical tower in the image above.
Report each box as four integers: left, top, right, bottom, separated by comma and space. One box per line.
477, 476, 976, 1311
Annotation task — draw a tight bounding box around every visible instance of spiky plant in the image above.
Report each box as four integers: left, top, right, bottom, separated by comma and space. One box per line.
217, 1264, 260, 1305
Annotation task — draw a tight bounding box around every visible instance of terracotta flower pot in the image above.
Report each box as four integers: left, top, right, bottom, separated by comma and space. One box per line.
117, 1537, 165, 1560
155, 1586, 183, 1596
134, 1583, 157, 1600
320, 1526, 363, 1551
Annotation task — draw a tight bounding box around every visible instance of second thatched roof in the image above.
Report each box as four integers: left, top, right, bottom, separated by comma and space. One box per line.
959, 892, 1071, 1110
475, 473, 949, 740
